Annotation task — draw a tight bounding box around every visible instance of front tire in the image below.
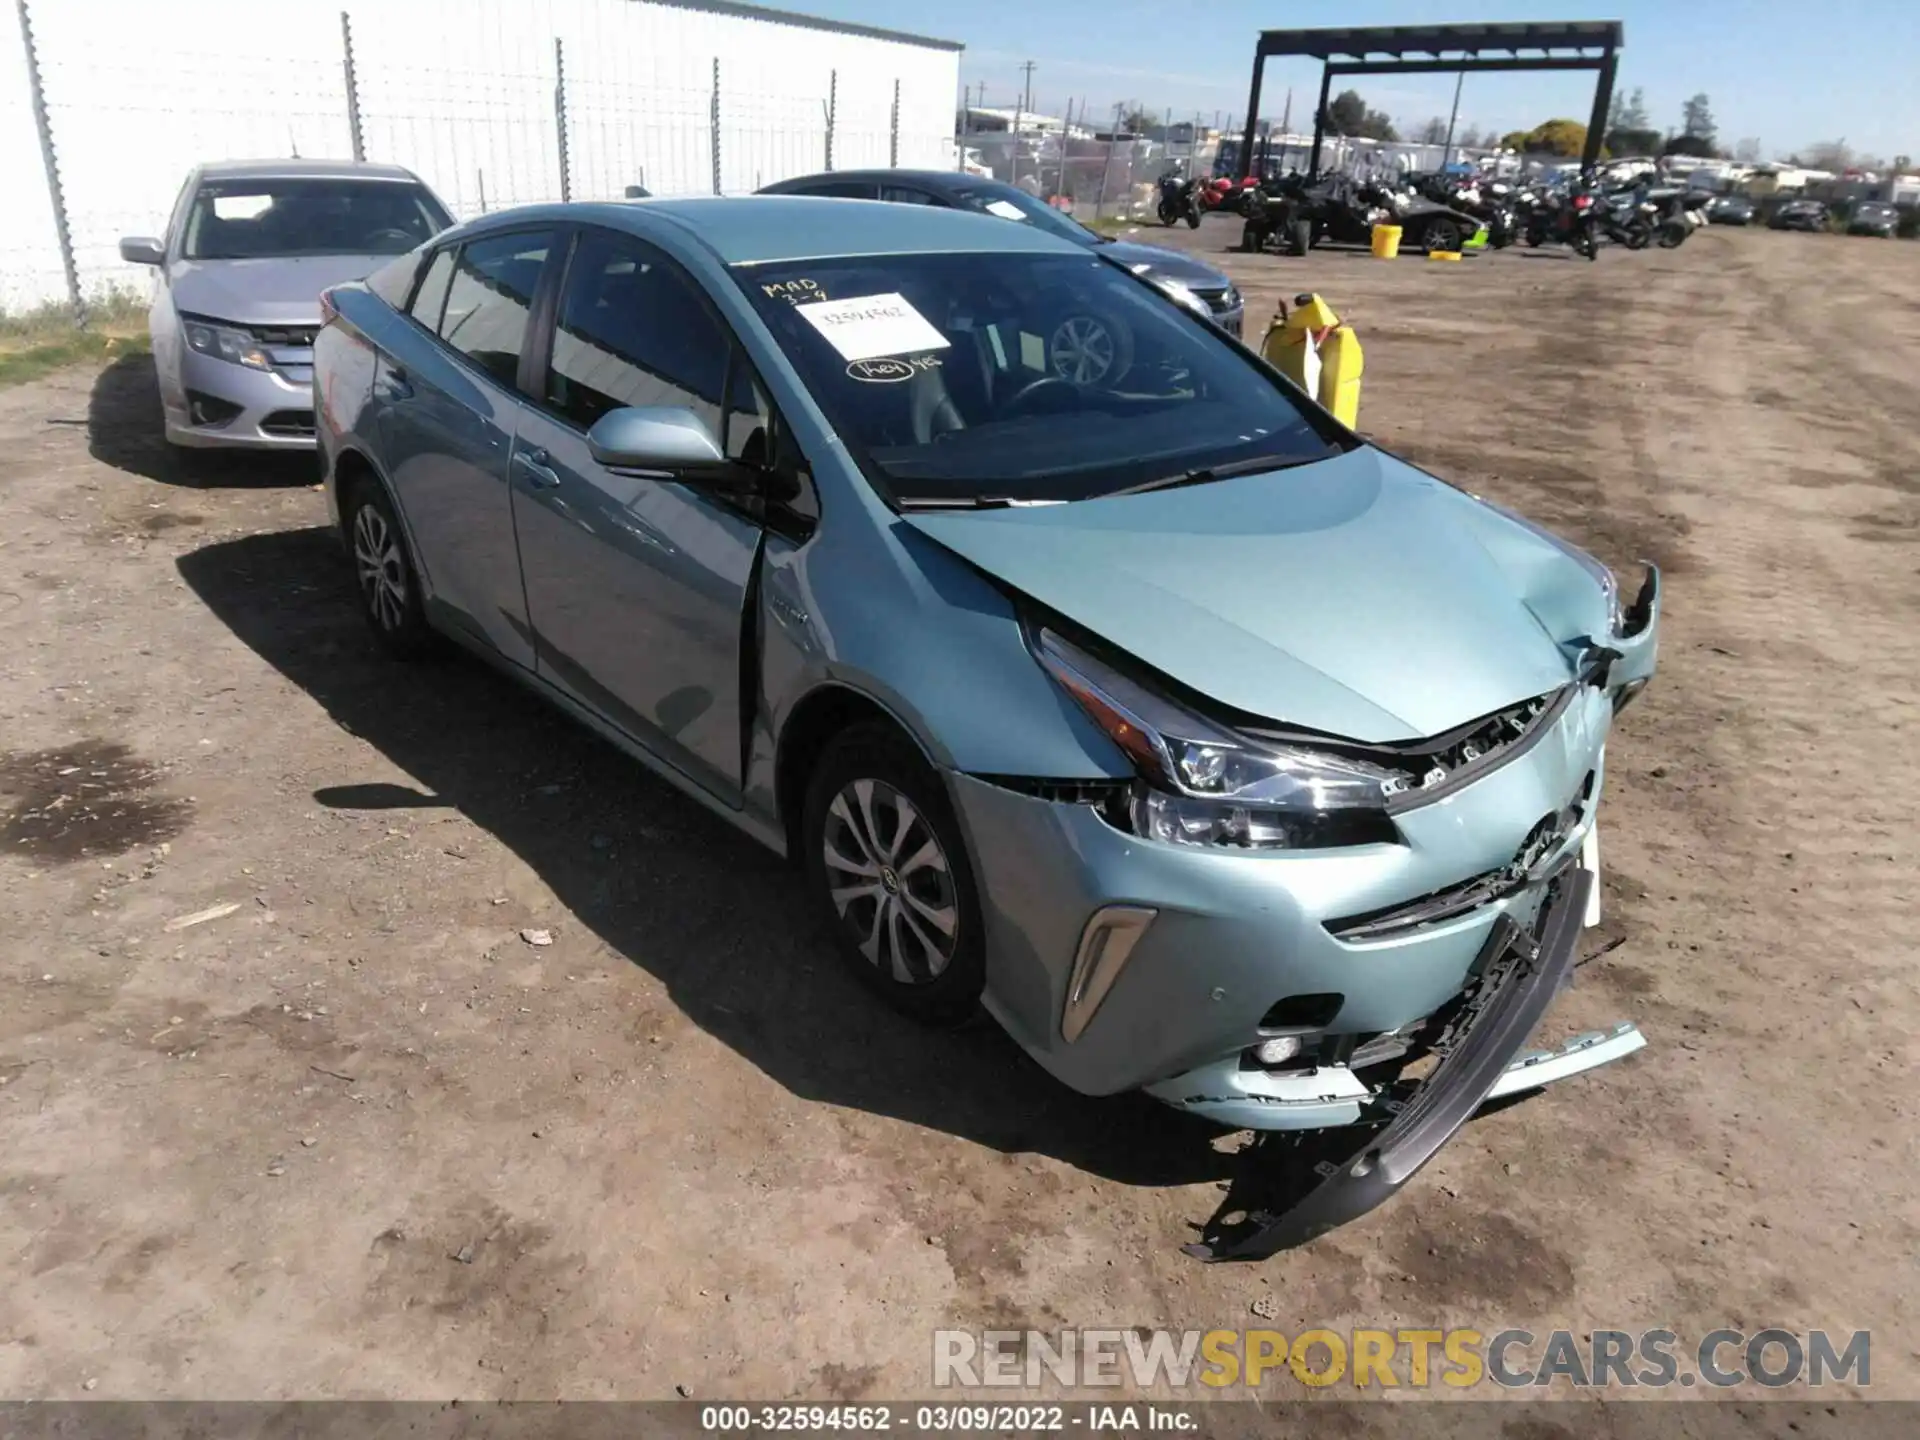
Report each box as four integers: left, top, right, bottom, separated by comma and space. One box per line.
344, 479, 437, 659
802, 723, 985, 1027
1423, 218, 1462, 253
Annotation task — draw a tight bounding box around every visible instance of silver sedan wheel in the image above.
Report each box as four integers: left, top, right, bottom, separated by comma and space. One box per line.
822, 778, 958, 984
1049, 315, 1118, 385
353, 503, 408, 633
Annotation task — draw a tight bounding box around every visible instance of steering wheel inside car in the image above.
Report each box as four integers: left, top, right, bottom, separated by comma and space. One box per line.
1000, 375, 1083, 417
367, 228, 419, 248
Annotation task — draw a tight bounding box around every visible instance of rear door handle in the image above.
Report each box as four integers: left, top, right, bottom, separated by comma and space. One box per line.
376, 366, 412, 401
514, 447, 561, 490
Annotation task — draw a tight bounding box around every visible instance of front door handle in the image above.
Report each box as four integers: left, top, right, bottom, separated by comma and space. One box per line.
514, 447, 561, 490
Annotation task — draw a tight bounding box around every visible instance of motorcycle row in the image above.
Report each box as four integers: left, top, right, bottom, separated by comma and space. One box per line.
1154, 169, 1713, 261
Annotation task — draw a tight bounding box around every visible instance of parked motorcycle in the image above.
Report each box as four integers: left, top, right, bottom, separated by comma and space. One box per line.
1155, 173, 1203, 229
1523, 182, 1600, 260
1598, 187, 1657, 250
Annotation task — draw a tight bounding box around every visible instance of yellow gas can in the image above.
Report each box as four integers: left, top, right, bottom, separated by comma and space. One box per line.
1316, 318, 1363, 428
1261, 293, 1362, 428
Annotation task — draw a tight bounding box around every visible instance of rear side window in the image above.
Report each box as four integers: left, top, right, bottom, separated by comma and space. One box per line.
797, 180, 878, 199
407, 248, 455, 329
438, 231, 552, 387
366, 249, 425, 309
543, 228, 727, 435
880, 185, 941, 206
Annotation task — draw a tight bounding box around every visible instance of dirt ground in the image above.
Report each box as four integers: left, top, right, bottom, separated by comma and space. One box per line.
1, 223, 1915, 1409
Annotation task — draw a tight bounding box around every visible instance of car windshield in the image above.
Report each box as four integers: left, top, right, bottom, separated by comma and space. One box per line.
737, 251, 1343, 506
945, 183, 1102, 247
182, 179, 452, 260
1857, 203, 1894, 216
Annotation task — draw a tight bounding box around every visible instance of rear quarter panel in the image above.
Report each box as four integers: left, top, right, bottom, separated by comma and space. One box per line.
315, 286, 397, 531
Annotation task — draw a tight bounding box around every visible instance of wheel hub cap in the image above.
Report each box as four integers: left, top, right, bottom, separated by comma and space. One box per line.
822, 778, 958, 985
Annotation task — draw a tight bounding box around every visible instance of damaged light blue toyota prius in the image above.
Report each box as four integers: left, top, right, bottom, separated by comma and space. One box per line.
313, 197, 1660, 1254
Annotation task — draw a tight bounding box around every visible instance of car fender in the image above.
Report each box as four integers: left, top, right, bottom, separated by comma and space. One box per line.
750, 511, 1129, 827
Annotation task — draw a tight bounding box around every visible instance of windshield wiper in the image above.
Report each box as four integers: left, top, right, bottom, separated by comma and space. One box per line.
1108, 450, 1327, 498
896, 495, 1067, 511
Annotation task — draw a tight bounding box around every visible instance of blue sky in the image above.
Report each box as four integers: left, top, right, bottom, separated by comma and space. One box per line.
823, 0, 1918, 162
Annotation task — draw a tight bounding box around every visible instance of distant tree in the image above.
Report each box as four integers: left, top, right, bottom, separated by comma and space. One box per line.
1320, 89, 1396, 142
1524, 119, 1589, 157
1359, 107, 1399, 142
1499, 129, 1531, 152
1324, 89, 1368, 136
1681, 93, 1717, 147
1608, 126, 1663, 157
1733, 137, 1762, 164
1119, 106, 1156, 135
1894, 154, 1915, 174
1662, 133, 1717, 159
1416, 116, 1449, 145
1458, 124, 1487, 150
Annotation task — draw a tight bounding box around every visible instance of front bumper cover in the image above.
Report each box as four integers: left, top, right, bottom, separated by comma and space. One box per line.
1185, 862, 1605, 1260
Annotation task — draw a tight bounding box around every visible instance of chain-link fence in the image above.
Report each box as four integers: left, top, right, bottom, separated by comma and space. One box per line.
3, 0, 959, 317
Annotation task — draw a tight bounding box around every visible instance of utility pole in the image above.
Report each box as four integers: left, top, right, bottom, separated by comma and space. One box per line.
1442, 71, 1464, 158
1019, 60, 1035, 116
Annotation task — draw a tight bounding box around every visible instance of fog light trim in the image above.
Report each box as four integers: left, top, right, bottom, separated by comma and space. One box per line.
1062, 905, 1156, 1043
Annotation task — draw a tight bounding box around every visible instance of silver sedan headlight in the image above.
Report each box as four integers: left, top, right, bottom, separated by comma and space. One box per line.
1032, 627, 1400, 850
184, 319, 273, 371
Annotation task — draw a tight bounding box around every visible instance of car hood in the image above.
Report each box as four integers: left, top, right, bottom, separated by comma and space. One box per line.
905, 447, 1604, 743
165, 254, 395, 326
1097, 240, 1231, 292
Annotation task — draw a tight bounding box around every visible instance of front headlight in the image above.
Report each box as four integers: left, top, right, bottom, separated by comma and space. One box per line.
1032, 627, 1400, 850
1146, 275, 1214, 321
184, 320, 273, 371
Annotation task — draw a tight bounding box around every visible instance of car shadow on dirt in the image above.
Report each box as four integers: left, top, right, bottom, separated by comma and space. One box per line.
88, 353, 318, 489
175, 524, 1374, 1237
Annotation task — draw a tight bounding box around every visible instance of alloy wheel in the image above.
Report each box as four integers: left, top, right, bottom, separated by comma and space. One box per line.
822, 777, 958, 984
1049, 316, 1117, 385
352, 503, 408, 633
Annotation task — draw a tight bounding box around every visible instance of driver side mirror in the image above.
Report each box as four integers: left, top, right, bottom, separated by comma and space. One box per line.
119, 236, 165, 266
586, 406, 771, 499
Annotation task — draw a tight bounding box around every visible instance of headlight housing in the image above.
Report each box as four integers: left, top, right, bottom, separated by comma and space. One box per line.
184, 319, 273, 371
1031, 627, 1400, 850
1145, 275, 1214, 322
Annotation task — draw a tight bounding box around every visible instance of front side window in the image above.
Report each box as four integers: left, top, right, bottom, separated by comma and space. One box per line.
439, 231, 553, 387
543, 229, 728, 435
181, 179, 452, 260
736, 251, 1343, 506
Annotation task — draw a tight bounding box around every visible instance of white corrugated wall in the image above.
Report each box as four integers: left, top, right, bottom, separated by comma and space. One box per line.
2, 0, 962, 312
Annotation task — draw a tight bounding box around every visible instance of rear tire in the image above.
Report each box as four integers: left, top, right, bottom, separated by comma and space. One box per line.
343, 479, 438, 660
802, 723, 985, 1027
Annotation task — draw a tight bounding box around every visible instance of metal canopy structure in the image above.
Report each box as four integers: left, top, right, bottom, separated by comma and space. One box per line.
1236, 21, 1624, 182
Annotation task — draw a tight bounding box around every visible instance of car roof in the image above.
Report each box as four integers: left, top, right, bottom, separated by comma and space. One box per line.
195, 158, 423, 184
457, 196, 1087, 265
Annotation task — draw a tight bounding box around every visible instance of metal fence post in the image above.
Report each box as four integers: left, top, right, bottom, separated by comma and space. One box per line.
889, 78, 899, 167
824, 69, 836, 171
14, 0, 83, 324
553, 37, 571, 202
340, 10, 364, 162
710, 57, 722, 195
1094, 102, 1121, 220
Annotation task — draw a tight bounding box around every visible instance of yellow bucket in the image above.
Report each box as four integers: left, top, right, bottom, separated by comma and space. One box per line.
1370, 223, 1403, 259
